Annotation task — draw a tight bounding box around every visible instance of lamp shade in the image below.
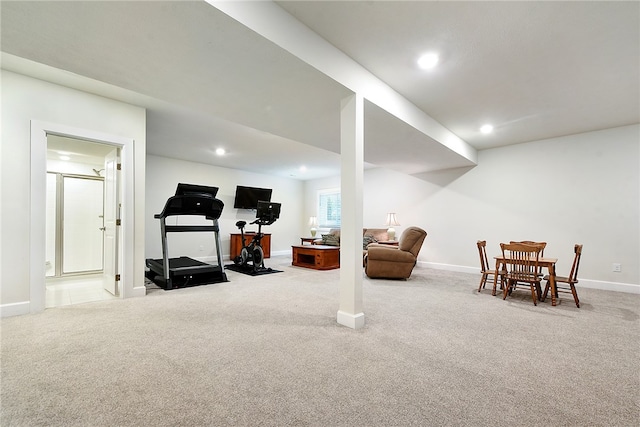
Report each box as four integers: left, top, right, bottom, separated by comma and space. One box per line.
384, 213, 400, 241
384, 213, 400, 227
309, 216, 318, 237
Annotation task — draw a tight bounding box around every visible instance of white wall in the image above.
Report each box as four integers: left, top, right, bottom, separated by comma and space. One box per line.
304, 125, 640, 291
145, 155, 303, 262
0, 70, 146, 310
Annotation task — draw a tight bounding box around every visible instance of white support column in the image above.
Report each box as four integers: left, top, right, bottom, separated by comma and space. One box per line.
337, 93, 365, 329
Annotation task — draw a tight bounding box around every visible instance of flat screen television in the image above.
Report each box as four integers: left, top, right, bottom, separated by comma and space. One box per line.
233, 185, 272, 209
175, 183, 219, 198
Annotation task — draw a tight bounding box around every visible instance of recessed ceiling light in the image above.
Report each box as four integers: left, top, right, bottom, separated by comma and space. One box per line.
480, 124, 494, 134
59, 155, 71, 161
215, 148, 225, 156
299, 166, 307, 172
417, 53, 439, 70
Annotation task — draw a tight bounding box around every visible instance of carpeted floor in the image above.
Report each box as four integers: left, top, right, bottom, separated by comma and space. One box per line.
1, 255, 639, 426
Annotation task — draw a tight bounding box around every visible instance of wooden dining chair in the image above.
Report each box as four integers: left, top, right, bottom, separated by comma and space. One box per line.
477, 240, 503, 292
511, 241, 546, 254
501, 242, 543, 305
541, 244, 582, 308
510, 240, 546, 276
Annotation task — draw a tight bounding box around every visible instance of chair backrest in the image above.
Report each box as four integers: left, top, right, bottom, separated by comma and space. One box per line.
511, 241, 546, 275
510, 240, 546, 257
567, 244, 583, 283
477, 240, 490, 272
398, 227, 427, 257
500, 242, 542, 281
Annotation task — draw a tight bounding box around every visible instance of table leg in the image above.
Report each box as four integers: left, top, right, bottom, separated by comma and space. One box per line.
549, 263, 557, 306
492, 259, 501, 296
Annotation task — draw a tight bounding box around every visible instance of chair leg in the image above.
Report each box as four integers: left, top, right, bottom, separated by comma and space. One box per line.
541, 280, 550, 302
478, 273, 487, 292
503, 280, 511, 300
530, 283, 538, 306
570, 284, 580, 308
535, 282, 542, 301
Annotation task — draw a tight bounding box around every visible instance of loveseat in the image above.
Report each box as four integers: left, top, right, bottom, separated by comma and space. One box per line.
315, 228, 390, 249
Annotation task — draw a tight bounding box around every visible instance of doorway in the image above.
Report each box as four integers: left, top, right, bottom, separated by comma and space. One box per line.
31, 120, 139, 314
45, 135, 119, 307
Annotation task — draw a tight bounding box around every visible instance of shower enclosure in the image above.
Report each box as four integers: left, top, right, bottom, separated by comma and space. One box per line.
46, 173, 105, 277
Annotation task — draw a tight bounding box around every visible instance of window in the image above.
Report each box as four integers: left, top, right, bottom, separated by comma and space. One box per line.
318, 189, 341, 228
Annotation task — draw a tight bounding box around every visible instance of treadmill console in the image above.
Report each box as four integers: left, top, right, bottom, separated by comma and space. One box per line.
175, 183, 219, 198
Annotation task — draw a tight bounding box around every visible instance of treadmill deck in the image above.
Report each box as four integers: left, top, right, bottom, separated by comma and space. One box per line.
145, 256, 228, 289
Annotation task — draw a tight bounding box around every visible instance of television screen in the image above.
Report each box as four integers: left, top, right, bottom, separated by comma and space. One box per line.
233, 185, 272, 209
175, 183, 219, 198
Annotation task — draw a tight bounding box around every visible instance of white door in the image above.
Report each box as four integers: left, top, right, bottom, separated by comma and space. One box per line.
102, 148, 119, 295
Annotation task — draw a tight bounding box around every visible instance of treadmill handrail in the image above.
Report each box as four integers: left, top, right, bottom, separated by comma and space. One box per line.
164, 225, 219, 233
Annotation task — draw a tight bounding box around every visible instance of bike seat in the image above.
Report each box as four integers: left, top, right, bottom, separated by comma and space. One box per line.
235, 220, 247, 228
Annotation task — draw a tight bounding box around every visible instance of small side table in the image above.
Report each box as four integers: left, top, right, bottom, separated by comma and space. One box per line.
377, 240, 399, 246
300, 237, 317, 245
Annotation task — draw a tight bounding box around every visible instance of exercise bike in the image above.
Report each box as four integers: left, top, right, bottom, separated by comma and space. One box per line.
233, 219, 267, 272
233, 201, 281, 273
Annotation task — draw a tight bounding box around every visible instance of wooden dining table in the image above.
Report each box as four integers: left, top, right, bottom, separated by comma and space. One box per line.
492, 255, 559, 306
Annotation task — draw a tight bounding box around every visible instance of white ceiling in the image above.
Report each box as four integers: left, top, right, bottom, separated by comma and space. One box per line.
2, 1, 638, 180
279, 0, 640, 150
47, 134, 115, 167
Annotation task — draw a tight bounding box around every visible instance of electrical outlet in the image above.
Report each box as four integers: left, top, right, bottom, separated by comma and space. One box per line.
612, 263, 621, 273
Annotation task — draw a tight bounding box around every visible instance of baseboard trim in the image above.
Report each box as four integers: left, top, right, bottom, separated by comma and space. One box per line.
0, 301, 31, 318
270, 250, 290, 257
576, 279, 640, 294
420, 261, 478, 275
193, 255, 228, 263
196, 252, 290, 263
419, 261, 640, 294
131, 286, 147, 297
337, 310, 365, 329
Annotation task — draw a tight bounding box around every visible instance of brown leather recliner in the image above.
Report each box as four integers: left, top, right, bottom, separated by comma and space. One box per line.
364, 226, 427, 279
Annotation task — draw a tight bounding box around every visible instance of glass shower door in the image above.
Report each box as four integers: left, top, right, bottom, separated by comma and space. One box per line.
62, 176, 104, 274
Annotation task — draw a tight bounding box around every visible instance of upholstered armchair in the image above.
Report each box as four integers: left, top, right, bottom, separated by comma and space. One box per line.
364, 226, 427, 279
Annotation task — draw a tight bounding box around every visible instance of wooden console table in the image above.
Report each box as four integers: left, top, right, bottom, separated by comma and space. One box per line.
230, 233, 271, 260
292, 245, 339, 270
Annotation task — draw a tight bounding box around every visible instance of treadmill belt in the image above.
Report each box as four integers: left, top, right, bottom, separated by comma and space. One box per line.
167, 257, 209, 268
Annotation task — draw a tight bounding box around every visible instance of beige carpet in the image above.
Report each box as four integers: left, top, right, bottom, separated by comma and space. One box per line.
2, 255, 639, 426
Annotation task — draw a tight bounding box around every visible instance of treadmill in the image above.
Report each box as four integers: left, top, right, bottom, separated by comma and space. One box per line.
145, 183, 228, 289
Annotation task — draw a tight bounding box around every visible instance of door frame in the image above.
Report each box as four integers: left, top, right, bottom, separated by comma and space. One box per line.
30, 120, 135, 313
